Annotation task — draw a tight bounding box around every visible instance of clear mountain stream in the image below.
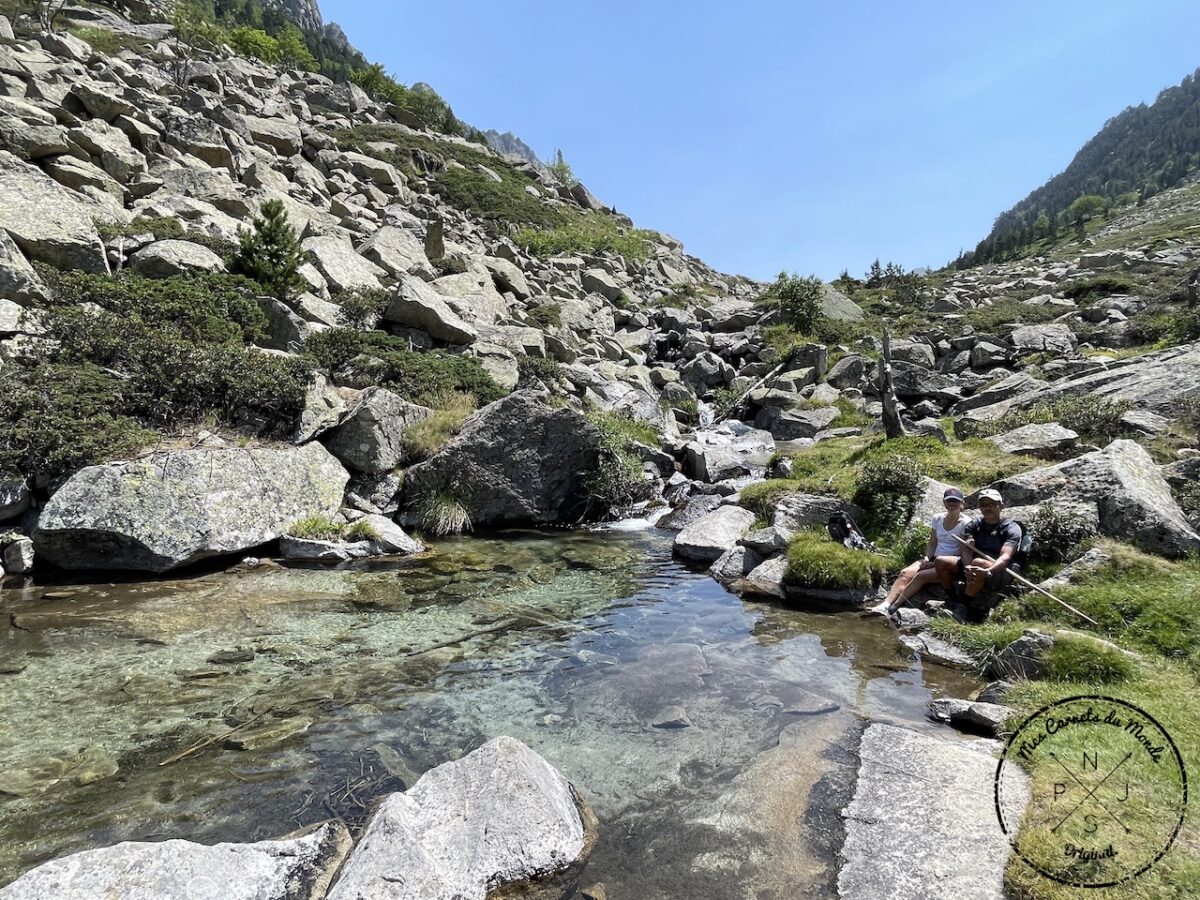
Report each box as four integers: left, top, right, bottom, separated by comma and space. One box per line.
0, 526, 979, 896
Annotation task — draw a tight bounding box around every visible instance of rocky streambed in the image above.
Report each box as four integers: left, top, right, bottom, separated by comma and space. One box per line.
0, 526, 980, 896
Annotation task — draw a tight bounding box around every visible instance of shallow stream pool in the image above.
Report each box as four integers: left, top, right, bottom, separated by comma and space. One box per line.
0, 527, 978, 896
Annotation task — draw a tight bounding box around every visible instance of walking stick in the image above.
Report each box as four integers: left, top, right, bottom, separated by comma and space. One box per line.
952, 534, 1098, 626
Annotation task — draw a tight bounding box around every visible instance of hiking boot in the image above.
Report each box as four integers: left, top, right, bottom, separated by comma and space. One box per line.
865, 601, 892, 617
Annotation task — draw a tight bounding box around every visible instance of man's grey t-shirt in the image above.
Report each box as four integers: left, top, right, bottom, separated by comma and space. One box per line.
965, 516, 1021, 558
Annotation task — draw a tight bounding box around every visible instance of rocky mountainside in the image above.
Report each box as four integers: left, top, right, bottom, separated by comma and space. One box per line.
961, 65, 1200, 266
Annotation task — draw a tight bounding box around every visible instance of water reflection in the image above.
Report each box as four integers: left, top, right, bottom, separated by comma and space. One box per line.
0, 529, 977, 897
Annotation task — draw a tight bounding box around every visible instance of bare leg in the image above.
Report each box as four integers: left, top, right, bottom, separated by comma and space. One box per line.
964, 560, 995, 597
883, 561, 922, 606
890, 566, 940, 610
934, 556, 959, 590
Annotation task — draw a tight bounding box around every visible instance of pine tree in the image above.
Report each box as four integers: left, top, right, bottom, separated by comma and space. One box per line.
866, 259, 883, 288
232, 199, 305, 300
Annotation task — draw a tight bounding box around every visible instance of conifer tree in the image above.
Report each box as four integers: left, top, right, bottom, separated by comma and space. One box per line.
232, 199, 305, 300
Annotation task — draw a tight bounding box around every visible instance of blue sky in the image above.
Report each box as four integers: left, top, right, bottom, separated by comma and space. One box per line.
328, 1, 1200, 281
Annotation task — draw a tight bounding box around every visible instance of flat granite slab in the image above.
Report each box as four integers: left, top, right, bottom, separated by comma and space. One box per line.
837, 723, 1029, 899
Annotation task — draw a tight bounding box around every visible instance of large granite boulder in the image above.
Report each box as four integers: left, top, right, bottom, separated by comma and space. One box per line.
0, 821, 350, 900
0, 150, 108, 273
383, 275, 478, 344
1009, 323, 1076, 354
327, 737, 597, 900
982, 439, 1200, 557
673, 505, 756, 563
302, 235, 385, 293
322, 387, 433, 475
984, 422, 1078, 458
34, 444, 350, 573
403, 392, 605, 526
0, 227, 48, 304
966, 342, 1200, 420
130, 239, 226, 278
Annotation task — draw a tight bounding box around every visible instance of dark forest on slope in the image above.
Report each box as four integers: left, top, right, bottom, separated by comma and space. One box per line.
955, 66, 1200, 267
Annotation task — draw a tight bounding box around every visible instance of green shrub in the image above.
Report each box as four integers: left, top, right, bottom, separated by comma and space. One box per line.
287, 516, 344, 541
785, 530, 888, 590
1031, 504, 1097, 564
1176, 482, 1200, 529
32, 271, 307, 443
517, 355, 564, 389
894, 523, 933, 567
515, 215, 656, 261
851, 454, 924, 537
304, 327, 365, 373
98, 216, 186, 241
303, 330, 506, 407
1062, 274, 1138, 301
228, 25, 280, 63
959, 396, 1132, 444
67, 24, 149, 55
0, 363, 157, 481
758, 272, 825, 335
957, 299, 1060, 332
231, 199, 305, 300
337, 288, 391, 330
580, 408, 658, 516
527, 302, 562, 328
709, 385, 743, 419
436, 164, 561, 228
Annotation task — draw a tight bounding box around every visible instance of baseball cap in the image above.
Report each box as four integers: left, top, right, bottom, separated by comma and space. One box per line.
943, 487, 965, 502
979, 488, 1004, 504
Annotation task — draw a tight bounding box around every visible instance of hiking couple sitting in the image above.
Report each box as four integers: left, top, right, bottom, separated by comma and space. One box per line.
869, 487, 1022, 622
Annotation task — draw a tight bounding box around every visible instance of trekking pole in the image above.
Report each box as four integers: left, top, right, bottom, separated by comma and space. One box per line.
952, 534, 1098, 626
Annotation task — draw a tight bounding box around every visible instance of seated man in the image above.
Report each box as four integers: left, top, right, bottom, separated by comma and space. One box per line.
934, 488, 1021, 622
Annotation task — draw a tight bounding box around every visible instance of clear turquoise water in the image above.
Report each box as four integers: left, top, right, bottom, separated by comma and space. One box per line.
0, 527, 978, 896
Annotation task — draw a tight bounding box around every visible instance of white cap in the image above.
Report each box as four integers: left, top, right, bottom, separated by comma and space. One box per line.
978, 488, 1004, 504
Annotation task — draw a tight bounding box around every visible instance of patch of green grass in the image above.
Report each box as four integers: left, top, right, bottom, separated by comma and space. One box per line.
1011, 542, 1200, 676
929, 618, 1027, 658
402, 391, 476, 462
414, 489, 473, 536
1040, 633, 1135, 684
784, 529, 889, 590
344, 519, 381, 542
516, 215, 657, 261
1000, 662, 1200, 899
957, 299, 1062, 332
287, 516, 345, 541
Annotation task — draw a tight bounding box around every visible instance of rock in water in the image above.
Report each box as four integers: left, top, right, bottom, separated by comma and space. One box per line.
34, 444, 349, 572
0, 821, 351, 900
327, 736, 597, 900
837, 724, 1027, 899
673, 505, 756, 563
403, 391, 604, 526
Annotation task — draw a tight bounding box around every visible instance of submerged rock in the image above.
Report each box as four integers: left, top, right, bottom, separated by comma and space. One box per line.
0, 820, 351, 900
327, 736, 596, 900
34, 444, 349, 573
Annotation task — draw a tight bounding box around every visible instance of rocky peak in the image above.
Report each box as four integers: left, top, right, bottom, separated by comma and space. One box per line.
262, 0, 323, 33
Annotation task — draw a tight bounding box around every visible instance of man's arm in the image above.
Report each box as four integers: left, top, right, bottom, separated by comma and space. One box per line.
989, 543, 1016, 572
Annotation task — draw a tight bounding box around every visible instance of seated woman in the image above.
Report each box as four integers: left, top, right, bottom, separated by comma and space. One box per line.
868, 487, 968, 617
